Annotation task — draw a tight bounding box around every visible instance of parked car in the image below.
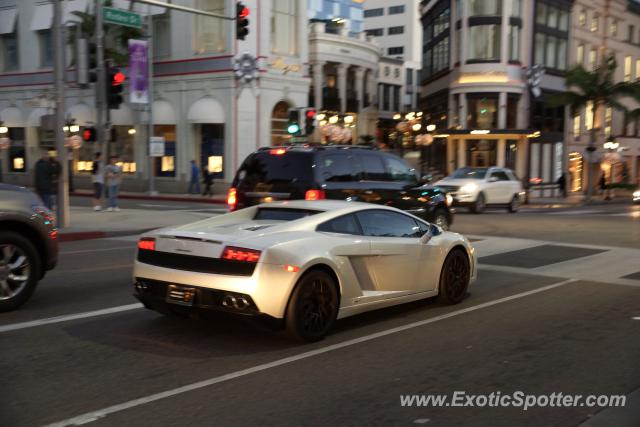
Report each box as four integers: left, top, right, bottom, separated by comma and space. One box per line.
434, 167, 525, 213
133, 200, 476, 342
0, 184, 58, 311
227, 146, 454, 229
633, 188, 640, 204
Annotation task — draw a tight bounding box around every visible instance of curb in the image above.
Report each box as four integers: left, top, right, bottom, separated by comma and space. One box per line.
70, 191, 227, 205
59, 228, 154, 242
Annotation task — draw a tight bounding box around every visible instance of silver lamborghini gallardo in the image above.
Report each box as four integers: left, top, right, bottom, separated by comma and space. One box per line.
133, 200, 476, 342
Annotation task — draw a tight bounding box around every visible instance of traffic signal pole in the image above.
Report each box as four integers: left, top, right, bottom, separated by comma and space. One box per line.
95, 0, 107, 158
53, 0, 69, 227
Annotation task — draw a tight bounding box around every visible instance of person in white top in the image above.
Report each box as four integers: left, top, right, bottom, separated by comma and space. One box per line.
91, 152, 105, 211
105, 155, 123, 212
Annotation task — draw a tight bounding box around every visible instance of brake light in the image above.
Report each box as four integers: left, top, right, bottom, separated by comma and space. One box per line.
305, 189, 325, 201
269, 148, 286, 155
138, 238, 156, 251
227, 187, 237, 210
221, 246, 261, 263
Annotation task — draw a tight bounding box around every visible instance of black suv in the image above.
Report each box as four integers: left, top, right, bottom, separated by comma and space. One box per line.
0, 184, 58, 311
228, 146, 453, 229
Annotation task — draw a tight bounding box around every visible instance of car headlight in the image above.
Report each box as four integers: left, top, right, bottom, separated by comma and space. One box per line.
634, 190, 640, 198
445, 194, 454, 206
459, 183, 478, 194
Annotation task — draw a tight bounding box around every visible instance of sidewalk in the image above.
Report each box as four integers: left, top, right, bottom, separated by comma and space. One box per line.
70, 190, 227, 205
58, 205, 226, 242
525, 193, 631, 208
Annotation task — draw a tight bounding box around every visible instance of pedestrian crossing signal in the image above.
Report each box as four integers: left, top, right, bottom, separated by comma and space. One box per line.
82, 127, 96, 142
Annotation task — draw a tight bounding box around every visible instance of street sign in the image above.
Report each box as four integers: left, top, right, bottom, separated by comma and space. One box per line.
103, 7, 142, 29
149, 137, 165, 157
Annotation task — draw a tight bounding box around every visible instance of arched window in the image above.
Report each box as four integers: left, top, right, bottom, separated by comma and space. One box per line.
271, 101, 292, 146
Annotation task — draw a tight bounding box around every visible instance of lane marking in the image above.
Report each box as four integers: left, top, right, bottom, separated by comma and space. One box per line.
60, 246, 134, 255
44, 278, 577, 427
0, 303, 143, 333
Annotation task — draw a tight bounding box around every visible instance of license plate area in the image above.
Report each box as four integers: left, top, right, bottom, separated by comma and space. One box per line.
166, 284, 196, 306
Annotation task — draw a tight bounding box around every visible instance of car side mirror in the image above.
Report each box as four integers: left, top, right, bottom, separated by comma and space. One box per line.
488, 176, 498, 183
420, 224, 441, 244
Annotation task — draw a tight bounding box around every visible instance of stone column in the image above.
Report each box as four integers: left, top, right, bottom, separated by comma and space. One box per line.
501, 0, 512, 64
516, 136, 528, 178
447, 138, 456, 174
355, 67, 365, 112
497, 139, 506, 167
337, 63, 348, 113
460, 0, 468, 63
448, 93, 457, 128
367, 69, 377, 106
498, 92, 507, 129
459, 93, 468, 128
312, 61, 325, 112
458, 138, 467, 168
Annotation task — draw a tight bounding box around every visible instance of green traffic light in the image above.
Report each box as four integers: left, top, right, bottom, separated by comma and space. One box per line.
287, 124, 300, 134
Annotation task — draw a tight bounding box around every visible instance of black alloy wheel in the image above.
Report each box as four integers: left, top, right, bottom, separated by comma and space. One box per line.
471, 193, 485, 214
508, 195, 520, 213
0, 231, 41, 312
432, 208, 450, 231
285, 270, 339, 342
437, 249, 470, 305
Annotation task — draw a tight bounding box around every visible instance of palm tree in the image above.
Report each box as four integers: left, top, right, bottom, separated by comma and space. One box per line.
549, 55, 640, 201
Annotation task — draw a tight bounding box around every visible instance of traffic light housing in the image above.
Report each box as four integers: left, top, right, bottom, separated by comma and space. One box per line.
236, 2, 250, 40
107, 67, 125, 109
287, 109, 301, 135
82, 127, 96, 142
304, 108, 316, 135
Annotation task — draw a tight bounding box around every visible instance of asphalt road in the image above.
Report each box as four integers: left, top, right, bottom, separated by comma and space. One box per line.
1, 203, 639, 427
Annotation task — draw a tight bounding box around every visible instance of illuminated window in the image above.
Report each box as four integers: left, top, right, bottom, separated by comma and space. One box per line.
579, 10, 586, 27
576, 44, 584, 65
208, 156, 223, 173
272, 0, 298, 55
161, 156, 174, 172
591, 13, 599, 33
611, 19, 618, 37
588, 49, 597, 70
585, 101, 594, 130
194, 0, 225, 54
636, 59, 640, 80
604, 107, 612, 138
573, 115, 581, 137
624, 56, 632, 81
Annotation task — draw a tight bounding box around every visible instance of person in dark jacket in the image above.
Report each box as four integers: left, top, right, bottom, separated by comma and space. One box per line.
34, 152, 54, 209
202, 165, 213, 196
556, 172, 567, 198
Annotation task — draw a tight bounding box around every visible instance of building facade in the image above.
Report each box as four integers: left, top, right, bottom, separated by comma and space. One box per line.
363, 0, 422, 110
308, 0, 365, 34
568, 0, 640, 192
0, 0, 310, 193
418, 0, 570, 188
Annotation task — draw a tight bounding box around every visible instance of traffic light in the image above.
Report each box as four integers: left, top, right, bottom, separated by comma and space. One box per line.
287, 109, 300, 135
236, 2, 250, 40
304, 108, 316, 135
107, 67, 126, 109
82, 127, 96, 142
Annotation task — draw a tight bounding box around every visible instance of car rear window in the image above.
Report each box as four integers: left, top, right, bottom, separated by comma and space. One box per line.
234, 152, 314, 191
253, 208, 320, 221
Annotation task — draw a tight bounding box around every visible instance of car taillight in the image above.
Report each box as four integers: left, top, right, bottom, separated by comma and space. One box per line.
138, 237, 156, 251
269, 148, 287, 155
305, 189, 325, 201
221, 246, 261, 263
227, 187, 237, 210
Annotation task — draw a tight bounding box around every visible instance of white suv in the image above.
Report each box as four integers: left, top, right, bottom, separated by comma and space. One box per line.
434, 167, 524, 213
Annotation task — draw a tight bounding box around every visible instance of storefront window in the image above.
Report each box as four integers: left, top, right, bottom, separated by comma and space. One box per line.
468, 95, 498, 128
201, 124, 224, 179
111, 126, 136, 173
8, 128, 25, 172
154, 125, 176, 177
467, 140, 497, 167
568, 152, 583, 192
469, 0, 501, 16
468, 25, 500, 61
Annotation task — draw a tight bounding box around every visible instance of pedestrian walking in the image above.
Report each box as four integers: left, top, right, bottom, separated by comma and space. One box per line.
202, 165, 214, 196
556, 172, 567, 198
91, 152, 105, 211
599, 173, 610, 200
105, 155, 123, 212
188, 160, 201, 194
34, 151, 54, 209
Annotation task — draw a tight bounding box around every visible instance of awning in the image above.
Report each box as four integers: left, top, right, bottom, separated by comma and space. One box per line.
66, 103, 95, 126
187, 97, 225, 123
31, 3, 53, 31
110, 103, 133, 125
27, 108, 50, 127
152, 100, 176, 124
0, 106, 24, 127
0, 8, 17, 34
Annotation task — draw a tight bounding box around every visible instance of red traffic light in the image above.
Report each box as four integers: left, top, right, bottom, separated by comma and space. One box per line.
112, 71, 126, 86
306, 109, 316, 119
239, 5, 249, 18
82, 127, 96, 142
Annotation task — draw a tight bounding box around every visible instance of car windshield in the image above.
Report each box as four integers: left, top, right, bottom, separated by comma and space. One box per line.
253, 208, 320, 221
450, 168, 488, 179
234, 152, 314, 191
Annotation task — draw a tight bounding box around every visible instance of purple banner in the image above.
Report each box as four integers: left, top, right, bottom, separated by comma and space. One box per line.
128, 39, 149, 104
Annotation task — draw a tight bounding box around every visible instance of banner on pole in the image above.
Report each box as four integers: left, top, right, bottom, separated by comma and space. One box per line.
128, 39, 149, 104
